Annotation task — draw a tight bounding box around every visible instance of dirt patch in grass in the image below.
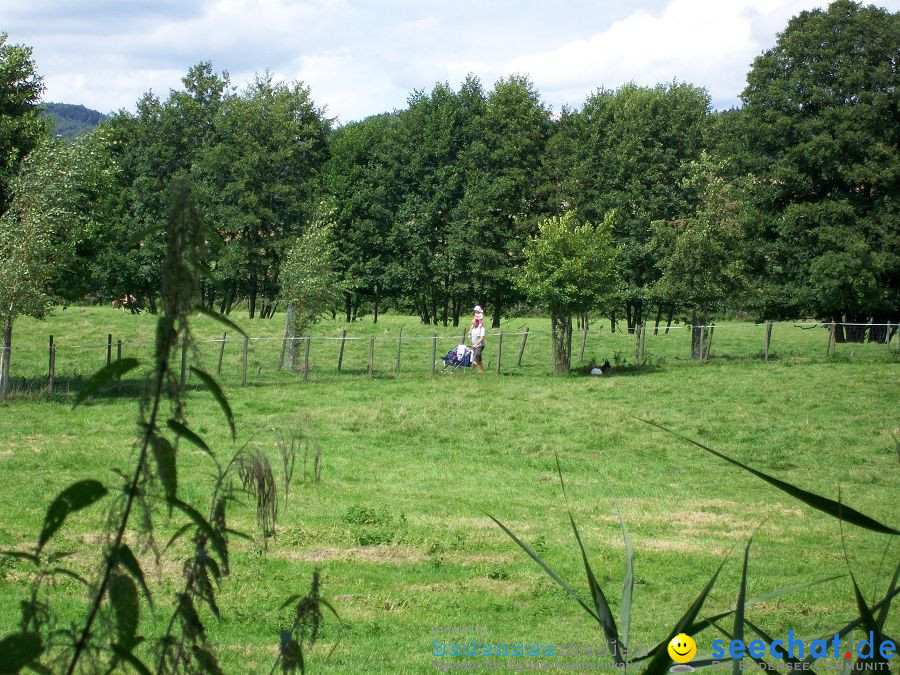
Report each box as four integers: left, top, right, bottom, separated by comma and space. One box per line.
276, 545, 425, 564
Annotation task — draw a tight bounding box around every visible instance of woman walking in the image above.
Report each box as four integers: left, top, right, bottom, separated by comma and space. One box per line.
470, 305, 486, 373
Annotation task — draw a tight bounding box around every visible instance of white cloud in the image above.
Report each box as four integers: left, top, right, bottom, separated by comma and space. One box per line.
505, 0, 865, 109
4, 0, 899, 119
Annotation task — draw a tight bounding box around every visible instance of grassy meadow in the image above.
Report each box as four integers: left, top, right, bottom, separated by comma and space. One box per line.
0, 307, 898, 672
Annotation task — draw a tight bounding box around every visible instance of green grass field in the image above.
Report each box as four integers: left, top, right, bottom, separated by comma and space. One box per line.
0, 307, 898, 672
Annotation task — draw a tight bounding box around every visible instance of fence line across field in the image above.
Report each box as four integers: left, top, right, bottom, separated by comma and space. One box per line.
17, 320, 895, 393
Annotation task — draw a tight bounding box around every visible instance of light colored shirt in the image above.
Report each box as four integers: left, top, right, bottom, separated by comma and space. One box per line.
470, 324, 485, 346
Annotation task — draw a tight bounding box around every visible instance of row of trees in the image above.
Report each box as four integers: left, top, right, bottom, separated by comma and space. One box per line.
1, 0, 898, 385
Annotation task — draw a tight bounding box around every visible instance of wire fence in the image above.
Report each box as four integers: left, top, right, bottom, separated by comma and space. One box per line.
3, 319, 897, 395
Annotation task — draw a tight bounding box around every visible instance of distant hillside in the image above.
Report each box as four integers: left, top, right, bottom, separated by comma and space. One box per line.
43, 103, 107, 139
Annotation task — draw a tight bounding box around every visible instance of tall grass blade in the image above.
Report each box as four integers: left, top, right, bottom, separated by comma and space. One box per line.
849, 571, 889, 670
875, 562, 899, 632
554, 455, 622, 660
616, 503, 634, 649
643, 559, 725, 675
484, 512, 600, 623
639, 419, 898, 535
733, 538, 751, 675
743, 617, 805, 666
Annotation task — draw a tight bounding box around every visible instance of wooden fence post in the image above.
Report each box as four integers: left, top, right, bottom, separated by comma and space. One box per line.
517, 327, 529, 367
551, 329, 557, 376
106, 333, 112, 367
242, 336, 249, 386
697, 325, 705, 363
48, 335, 55, 394
703, 324, 715, 362
180, 333, 188, 387
117, 338, 123, 394
216, 332, 226, 375
368, 336, 375, 378
496, 331, 503, 374
634, 322, 643, 366
304, 336, 311, 382
828, 321, 836, 357
337, 329, 347, 371
764, 321, 773, 362
641, 321, 647, 363
395, 327, 403, 373
431, 334, 437, 376
278, 337, 288, 371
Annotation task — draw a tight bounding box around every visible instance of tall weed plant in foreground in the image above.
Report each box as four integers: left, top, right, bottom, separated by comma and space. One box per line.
490, 424, 898, 674
0, 180, 336, 674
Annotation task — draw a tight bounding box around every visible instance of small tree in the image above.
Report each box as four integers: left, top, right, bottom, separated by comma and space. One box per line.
519, 210, 617, 373
652, 156, 748, 360
279, 221, 343, 370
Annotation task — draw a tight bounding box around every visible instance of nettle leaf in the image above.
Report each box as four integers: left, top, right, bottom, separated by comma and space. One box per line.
38, 480, 107, 552
171, 498, 229, 573
189, 367, 235, 439
193, 305, 247, 339
112, 543, 154, 612
72, 358, 139, 408
167, 419, 213, 459
0, 632, 43, 672
150, 435, 178, 503
109, 570, 139, 649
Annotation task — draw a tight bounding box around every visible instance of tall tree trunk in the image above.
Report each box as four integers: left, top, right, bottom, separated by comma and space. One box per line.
373, 295, 379, 324
249, 274, 258, 319
0, 319, 11, 399
868, 319, 887, 343
665, 307, 674, 335
283, 305, 300, 371
442, 282, 449, 327
344, 292, 352, 323
452, 297, 461, 327
610, 312, 617, 333
626, 303, 634, 334
147, 295, 158, 315
551, 312, 573, 374
492, 293, 502, 329
654, 305, 663, 335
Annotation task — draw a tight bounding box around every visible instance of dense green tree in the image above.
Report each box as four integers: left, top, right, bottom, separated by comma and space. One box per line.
203, 73, 330, 318
741, 0, 899, 340
462, 75, 551, 327
652, 155, 748, 358
279, 220, 344, 369
326, 113, 404, 322
570, 82, 710, 331
518, 210, 618, 373
391, 78, 486, 325
96, 64, 232, 312
0, 140, 113, 396
0, 34, 51, 214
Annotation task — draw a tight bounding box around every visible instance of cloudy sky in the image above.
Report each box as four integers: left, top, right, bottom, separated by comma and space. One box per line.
3, 0, 898, 124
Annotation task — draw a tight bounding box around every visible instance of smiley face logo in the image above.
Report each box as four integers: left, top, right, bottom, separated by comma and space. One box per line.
667, 633, 697, 663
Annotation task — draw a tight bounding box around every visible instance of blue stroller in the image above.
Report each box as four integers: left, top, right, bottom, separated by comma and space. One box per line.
440, 344, 472, 373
